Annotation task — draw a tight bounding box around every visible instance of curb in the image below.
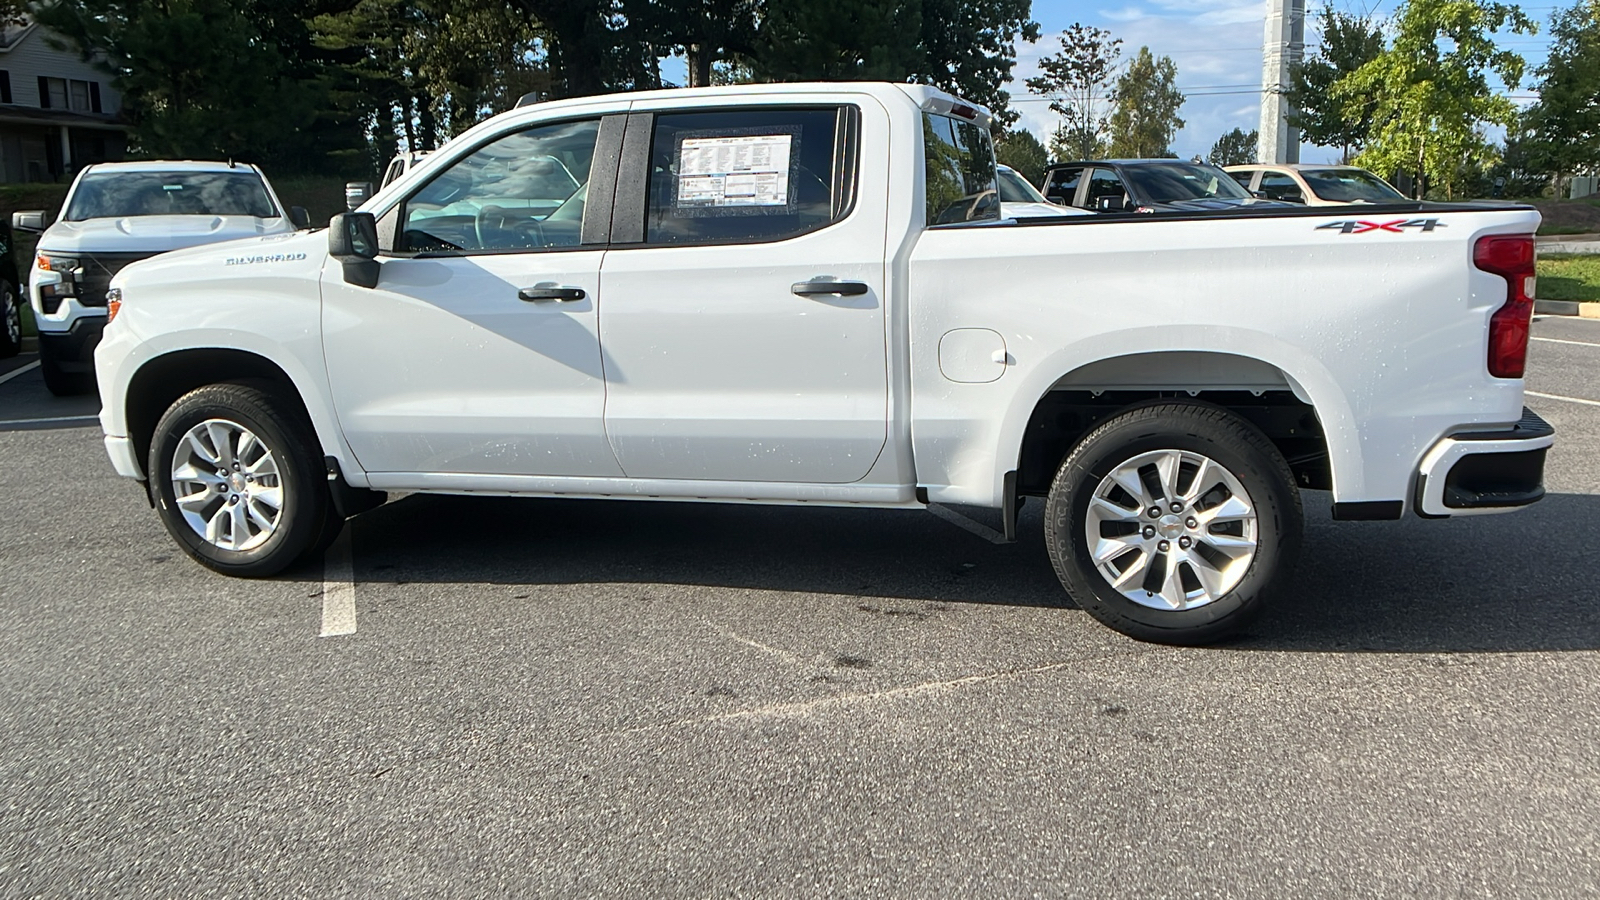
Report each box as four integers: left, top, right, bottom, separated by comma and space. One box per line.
1535, 299, 1581, 316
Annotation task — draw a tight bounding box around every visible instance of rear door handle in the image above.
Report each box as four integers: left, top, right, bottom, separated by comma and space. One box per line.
791, 279, 869, 297
518, 285, 587, 302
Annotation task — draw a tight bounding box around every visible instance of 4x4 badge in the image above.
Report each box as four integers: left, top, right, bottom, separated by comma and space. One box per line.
1317, 218, 1444, 234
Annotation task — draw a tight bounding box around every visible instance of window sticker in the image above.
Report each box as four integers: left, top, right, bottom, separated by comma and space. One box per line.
673, 130, 798, 215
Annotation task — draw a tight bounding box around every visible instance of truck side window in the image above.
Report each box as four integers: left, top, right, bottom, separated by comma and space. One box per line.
1228, 170, 1256, 189
923, 112, 999, 226
1258, 172, 1306, 204
400, 118, 600, 254
1084, 168, 1126, 209
643, 106, 854, 246
1044, 167, 1083, 205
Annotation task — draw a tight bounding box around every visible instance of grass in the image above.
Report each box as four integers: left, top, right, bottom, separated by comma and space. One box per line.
1537, 254, 1600, 302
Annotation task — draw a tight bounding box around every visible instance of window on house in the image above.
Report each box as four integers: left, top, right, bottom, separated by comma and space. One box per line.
70, 80, 90, 111
42, 77, 67, 109
0, 71, 11, 105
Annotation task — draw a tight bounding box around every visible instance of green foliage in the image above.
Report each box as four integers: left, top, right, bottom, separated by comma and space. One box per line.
1286, 8, 1385, 161
754, 0, 1038, 129
1025, 23, 1121, 160
1537, 254, 1600, 300
1521, 0, 1600, 185
1207, 128, 1258, 167
996, 128, 1048, 183
1107, 47, 1184, 159
1342, 0, 1535, 199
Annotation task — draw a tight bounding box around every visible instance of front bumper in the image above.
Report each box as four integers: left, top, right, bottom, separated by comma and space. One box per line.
38, 316, 105, 373
1416, 407, 1554, 518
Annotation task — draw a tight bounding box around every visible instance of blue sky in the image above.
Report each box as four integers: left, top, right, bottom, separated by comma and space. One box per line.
1015, 0, 1561, 161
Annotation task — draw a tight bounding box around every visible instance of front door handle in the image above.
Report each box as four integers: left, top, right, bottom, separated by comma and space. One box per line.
518, 285, 587, 302
791, 279, 869, 297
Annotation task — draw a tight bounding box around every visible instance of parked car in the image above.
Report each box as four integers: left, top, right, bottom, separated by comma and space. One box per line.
96, 82, 1549, 645
0, 221, 22, 359
996, 164, 1089, 218
12, 160, 309, 395
1042, 159, 1293, 213
1225, 164, 1409, 205
381, 151, 433, 188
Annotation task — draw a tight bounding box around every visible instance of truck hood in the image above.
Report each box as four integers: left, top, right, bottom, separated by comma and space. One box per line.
110, 228, 327, 294
1003, 201, 1092, 219
38, 214, 295, 255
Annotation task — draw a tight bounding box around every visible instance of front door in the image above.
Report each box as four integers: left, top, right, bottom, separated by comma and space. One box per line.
323, 116, 622, 477
597, 100, 891, 484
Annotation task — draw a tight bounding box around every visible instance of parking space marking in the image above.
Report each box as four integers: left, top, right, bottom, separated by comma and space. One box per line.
0, 360, 41, 386
319, 529, 356, 637
1527, 390, 1600, 408
1532, 337, 1600, 348
927, 503, 1008, 544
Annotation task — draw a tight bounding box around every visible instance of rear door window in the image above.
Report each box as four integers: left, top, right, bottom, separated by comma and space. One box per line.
1258, 172, 1306, 203
1044, 167, 1084, 205
1084, 168, 1127, 209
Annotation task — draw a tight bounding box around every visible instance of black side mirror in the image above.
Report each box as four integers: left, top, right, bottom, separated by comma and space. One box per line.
11, 210, 47, 233
1095, 195, 1127, 212
329, 212, 380, 288
344, 182, 373, 212
288, 206, 311, 230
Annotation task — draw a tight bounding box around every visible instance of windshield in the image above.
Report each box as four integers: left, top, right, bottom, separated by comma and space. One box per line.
1303, 169, 1406, 203
1122, 163, 1253, 203
996, 167, 1048, 203
64, 171, 278, 220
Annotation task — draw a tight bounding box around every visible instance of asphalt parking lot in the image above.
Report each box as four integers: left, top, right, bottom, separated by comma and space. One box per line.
3, 318, 1599, 897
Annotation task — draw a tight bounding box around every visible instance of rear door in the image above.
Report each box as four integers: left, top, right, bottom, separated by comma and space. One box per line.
596, 96, 891, 484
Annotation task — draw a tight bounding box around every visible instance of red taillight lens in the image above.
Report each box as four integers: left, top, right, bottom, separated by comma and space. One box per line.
1474, 234, 1536, 379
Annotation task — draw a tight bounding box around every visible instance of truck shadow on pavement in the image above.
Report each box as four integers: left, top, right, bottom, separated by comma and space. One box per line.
341, 489, 1600, 654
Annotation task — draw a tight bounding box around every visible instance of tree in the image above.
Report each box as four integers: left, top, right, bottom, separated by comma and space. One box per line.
1049, 123, 1104, 161
1208, 128, 1258, 167
1521, 0, 1600, 192
1341, 0, 1535, 199
1024, 23, 1121, 160
636, 0, 759, 88
996, 127, 1048, 183
753, 0, 1038, 128
1106, 47, 1184, 158
1286, 8, 1385, 162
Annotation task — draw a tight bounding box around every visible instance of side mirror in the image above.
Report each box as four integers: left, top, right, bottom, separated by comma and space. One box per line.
329, 212, 380, 288
344, 182, 373, 212
1095, 195, 1127, 212
288, 206, 311, 230
11, 210, 47, 233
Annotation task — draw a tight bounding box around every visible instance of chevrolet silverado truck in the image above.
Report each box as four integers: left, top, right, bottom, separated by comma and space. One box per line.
13, 160, 309, 395
94, 83, 1552, 644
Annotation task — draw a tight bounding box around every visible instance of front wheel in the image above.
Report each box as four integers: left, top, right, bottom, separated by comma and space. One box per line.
149, 383, 331, 577
0, 279, 20, 358
1044, 402, 1303, 645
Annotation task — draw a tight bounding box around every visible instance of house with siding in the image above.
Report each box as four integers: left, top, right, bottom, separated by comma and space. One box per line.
0, 20, 125, 183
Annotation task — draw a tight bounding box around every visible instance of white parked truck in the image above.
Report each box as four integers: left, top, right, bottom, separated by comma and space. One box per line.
94, 83, 1552, 644
14, 160, 308, 395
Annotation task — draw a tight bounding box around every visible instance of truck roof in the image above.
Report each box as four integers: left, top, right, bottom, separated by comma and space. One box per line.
81, 160, 262, 175
512, 81, 991, 127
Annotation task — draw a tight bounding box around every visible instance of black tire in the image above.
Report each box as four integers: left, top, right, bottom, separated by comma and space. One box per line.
1043, 402, 1303, 645
0, 279, 20, 359
39, 341, 93, 396
298, 500, 348, 564
149, 382, 330, 577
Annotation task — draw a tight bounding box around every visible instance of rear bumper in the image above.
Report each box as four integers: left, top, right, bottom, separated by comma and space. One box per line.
1416, 407, 1553, 518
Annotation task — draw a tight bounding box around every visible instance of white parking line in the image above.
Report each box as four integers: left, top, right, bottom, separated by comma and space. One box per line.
1532, 337, 1600, 348
319, 529, 357, 637
927, 503, 1008, 544
1527, 390, 1600, 408
0, 414, 100, 426
0, 360, 41, 386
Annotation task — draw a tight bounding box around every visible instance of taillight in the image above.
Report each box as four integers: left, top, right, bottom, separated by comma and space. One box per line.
1474, 234, 1536, 379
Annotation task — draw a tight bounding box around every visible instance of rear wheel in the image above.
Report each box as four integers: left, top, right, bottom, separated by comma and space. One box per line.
149, 383, 330, 577
1044, 402, 1302, 645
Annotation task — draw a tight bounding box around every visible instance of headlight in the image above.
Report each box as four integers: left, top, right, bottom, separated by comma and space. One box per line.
106, 287, 123, 322
36, 254, 80, 273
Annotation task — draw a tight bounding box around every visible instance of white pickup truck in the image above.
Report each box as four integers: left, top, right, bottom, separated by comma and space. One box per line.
94, 82, 1552, 644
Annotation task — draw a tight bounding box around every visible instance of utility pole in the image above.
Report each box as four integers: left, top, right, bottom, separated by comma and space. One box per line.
1258, 0, 1306, 164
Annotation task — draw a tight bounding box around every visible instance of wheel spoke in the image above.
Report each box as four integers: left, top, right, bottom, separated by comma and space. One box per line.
251, 486, 283, 511
175, 486, 215, 511
1198, 494, 1253, 524
1108, 551, 1148, 590
185, 431, 220, 466
207, 422, 236, 468
1092, 536, 1138, 564
1154, 452, 1184, 504
172, 463, 224, 486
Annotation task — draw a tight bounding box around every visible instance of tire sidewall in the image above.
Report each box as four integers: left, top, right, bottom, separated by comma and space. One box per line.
0, 280, 19, 356
149, 386, 322, 576
1046, 406, 1299, 642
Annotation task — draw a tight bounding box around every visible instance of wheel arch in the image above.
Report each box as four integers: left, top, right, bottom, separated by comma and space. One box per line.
124, 347, 348, 483
1003, 346, 1356, 501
